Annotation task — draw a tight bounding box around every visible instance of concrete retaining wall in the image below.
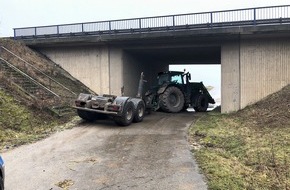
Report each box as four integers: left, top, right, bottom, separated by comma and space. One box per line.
221, 36, 290, 113
240, 37, 290, 109
39, 45, 124, 95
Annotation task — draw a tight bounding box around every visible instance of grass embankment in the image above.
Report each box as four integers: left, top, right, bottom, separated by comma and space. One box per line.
190, 85, 290, 190
0, 38, 93, 150
0, 89, 77, 150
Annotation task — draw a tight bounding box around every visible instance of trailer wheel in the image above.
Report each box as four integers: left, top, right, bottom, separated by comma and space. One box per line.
114, 101, 134, 126
133, 100, 145, 123
77, 109, 102, 122
193, 94, 209, 112
160, 86, 184, 113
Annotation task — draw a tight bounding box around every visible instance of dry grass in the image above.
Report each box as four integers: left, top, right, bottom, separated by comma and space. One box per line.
0, 38, 94, 150
0, 88, 80, 151
190, 85, 290, 190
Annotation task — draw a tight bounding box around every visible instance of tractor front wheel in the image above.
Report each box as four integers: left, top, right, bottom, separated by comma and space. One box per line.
193, 94, 209, 112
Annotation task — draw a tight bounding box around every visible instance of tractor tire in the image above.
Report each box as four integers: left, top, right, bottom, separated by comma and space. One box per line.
193, 94, 209, 112
133, 100, 145, 123
77, 109, 102, 122
114, 101, 134, 126
160, 86, 184, 113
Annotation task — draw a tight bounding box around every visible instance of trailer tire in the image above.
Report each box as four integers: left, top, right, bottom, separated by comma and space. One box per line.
160, 86, 184, 113
114, 101, 134, 126
77, 109, 102, 122
193, 94, 208, 112
133, 100, 145, 123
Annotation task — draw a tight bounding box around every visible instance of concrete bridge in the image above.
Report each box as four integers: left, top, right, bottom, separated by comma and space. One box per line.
15, 5, 290, 113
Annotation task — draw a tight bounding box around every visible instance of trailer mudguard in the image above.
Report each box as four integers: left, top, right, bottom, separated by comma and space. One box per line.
113, 96, 130, 113
130, 98, 143, 108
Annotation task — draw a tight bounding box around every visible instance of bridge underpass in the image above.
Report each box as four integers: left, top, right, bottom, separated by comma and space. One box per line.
122, 45, 221, 93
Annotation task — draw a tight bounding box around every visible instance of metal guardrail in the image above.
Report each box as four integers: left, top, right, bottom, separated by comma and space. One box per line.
14, 5, 290, 39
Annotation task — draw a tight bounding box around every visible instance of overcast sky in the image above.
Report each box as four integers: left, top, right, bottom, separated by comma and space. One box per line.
0, 0, 289, 37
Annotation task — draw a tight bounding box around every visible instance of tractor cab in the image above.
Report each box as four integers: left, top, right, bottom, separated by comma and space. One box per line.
157, 71, 190, 85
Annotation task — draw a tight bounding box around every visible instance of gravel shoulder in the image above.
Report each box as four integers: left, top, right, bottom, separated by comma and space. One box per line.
2, 112, 207, 190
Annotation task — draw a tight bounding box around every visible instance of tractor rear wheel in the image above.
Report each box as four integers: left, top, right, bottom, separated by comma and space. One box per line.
160, 86, 184, 113
193, 94, 209, 112
114, 101, 134, 126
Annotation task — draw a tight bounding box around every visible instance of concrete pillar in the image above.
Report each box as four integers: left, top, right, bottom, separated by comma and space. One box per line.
221, 41, 240, 113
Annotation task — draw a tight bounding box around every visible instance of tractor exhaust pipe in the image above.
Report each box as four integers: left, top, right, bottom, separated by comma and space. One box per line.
136, 72, 146, 98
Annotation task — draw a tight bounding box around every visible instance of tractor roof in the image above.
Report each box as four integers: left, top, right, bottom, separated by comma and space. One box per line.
158, 71, 184, 76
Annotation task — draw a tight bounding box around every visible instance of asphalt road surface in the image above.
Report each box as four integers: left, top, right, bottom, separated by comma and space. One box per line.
2, 112, 207, 190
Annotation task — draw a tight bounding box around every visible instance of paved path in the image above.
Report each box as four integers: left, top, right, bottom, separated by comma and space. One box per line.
2, 112, 207, 190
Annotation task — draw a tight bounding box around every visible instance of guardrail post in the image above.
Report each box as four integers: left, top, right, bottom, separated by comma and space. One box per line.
81, 23, 84, 33
172, 15, 175, 30
253, 8, 256, 25
13, 29, 16, 39
57, 25, 59, 35
109, 21, 111, 34
34, 27, 37, 36
210, 12, 213, 28
139, 18, 142, 30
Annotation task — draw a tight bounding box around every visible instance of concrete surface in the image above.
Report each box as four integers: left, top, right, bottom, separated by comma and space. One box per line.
2, 112, 207, 190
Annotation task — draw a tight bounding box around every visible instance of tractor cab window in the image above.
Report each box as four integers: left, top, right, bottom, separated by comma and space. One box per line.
171, 75, 183, 84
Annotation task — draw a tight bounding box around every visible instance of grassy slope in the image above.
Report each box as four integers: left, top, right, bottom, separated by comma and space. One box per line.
190, 85, 290, 190
0, 38, 92, 150
0, 38, 93, 99
0, 88, 78, 150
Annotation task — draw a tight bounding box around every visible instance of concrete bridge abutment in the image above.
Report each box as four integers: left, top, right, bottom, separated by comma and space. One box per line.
221, 36, 290, 113
35, 33, 290, 113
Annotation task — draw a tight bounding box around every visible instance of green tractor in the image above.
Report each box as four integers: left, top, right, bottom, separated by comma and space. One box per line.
145, 71, 215, 113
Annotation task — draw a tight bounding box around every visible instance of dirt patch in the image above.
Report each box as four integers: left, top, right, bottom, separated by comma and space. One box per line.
234, 85, 290, 128
56, 179, 74, 190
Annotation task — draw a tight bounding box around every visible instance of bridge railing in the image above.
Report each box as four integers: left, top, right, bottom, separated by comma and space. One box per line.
14, 5, 290, 38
